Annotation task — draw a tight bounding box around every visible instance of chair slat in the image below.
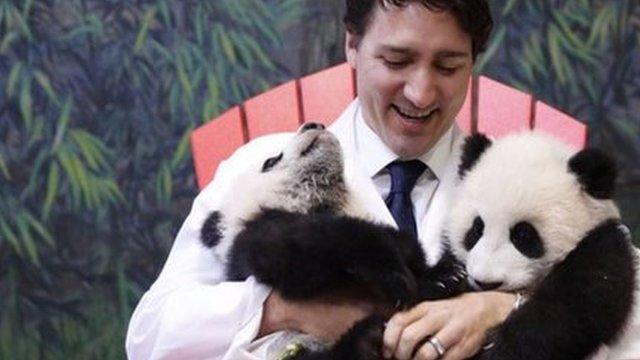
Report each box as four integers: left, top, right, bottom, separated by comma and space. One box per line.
244, 80, 301, 139
299, 63, 356, 126
456, 77, 473, 134
477, 76, 532, 137
191, 106, 247, 189
534, 101, 587, 149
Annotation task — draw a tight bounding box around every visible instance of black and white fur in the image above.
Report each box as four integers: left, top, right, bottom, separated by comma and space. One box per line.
200, 123, 466, 359
449, 132, 637, 360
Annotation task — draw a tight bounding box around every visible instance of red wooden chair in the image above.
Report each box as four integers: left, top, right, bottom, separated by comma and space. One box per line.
190, 63, 586, 189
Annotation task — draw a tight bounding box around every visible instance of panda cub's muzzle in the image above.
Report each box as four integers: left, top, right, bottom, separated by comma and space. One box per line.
297, 122, 332, 157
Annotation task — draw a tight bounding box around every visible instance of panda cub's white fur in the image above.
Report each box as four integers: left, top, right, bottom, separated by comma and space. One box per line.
447, 131, 620, 292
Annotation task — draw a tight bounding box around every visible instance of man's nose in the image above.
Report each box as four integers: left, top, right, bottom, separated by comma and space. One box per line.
403, 70, 436, 109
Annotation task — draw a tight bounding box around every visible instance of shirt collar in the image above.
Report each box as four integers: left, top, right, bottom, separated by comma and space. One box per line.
354, 102, 456, 181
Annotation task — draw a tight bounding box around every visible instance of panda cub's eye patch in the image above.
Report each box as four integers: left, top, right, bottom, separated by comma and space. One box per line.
464, 216, 484, 250
510, 221, 544, 258
261, 152, 283, 172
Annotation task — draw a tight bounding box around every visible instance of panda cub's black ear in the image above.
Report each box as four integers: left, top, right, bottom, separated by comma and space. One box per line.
201, 211, 224, 247
458, 133, 492, 179
568, 149, 617, 199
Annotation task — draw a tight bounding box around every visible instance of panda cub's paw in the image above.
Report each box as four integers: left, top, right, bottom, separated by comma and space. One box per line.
417, 251, 470, 300
293, 315, 386, 360
347, 264, 418, 309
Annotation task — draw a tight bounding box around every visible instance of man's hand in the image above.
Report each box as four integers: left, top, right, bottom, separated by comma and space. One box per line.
258, 290, 375, 344
383, 292, 516, 360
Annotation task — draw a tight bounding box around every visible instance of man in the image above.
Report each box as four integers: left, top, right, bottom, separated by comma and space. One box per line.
126, 1, 516, 359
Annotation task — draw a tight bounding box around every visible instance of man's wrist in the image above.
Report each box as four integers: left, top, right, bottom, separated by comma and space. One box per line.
258, 291, 294, 338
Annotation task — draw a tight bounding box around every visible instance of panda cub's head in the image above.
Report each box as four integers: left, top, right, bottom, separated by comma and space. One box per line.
201, 123, 353, 259
255, 122, 347, 213
447, 131, 620, 293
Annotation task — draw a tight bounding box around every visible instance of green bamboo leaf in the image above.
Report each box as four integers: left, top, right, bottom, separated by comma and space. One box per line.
230, 78, 243, 102
547, 26, 567, 84
588, 4, 614, 47
21, 0, 34, 17
134, 5, 157, 53
552, 11, 585, 51
86, 13, 104, 36
33, 70, 58, 104
85, 173, 101, 209
0, 31, 17, 54
229, 32, 256, 68
175, 56, 193, 101
194, 3, 204, 44
0, 153, 10, 180
16, 214, 40, 266
475, 26, 506, 73
242, 35, 275, 70
158, 0, 171, 25
103, 180, 126, 205
155, 162, 171, 202
23, 211, 54, 247
69, 155, 93, 209
162, 164, 172, 200
0, 216, 22, 256
21, 150, 47, 201
42, 162, 59, 219
11, 7, 32, 41
149, 38, 173, 61
170, 127, 193, 169
203, 99, 217, 123
207, 73, 220, 107
216, 25, 237, 63
19, 78, 33, 130
56, 149, 81, 207
501, 0, 519, 16
6, 61, 21, 97
52, 97, 72, 152
70, 130, 100, 170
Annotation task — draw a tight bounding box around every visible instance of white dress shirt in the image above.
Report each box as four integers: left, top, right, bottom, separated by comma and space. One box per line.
353, 104, 455, 240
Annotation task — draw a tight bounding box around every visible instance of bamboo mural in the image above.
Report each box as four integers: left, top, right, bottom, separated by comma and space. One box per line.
0, 0, 638, 358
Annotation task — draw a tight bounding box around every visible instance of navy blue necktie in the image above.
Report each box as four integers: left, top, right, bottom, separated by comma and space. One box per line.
385, 160, 426, 239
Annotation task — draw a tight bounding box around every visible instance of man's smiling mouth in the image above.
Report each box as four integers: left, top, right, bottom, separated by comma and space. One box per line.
391, 104, 438, 121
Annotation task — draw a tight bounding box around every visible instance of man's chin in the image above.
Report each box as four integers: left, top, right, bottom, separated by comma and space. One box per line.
388, 137, 433, 159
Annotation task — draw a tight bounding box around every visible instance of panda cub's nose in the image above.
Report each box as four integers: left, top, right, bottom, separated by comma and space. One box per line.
300, 122, 325, 132
474, 280, 503, 291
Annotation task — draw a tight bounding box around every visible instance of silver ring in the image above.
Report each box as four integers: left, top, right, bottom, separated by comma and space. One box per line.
428, 336, 446, 357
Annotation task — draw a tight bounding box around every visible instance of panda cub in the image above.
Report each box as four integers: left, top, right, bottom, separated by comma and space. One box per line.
448, 132, 638, 360
200, 123, 465, 359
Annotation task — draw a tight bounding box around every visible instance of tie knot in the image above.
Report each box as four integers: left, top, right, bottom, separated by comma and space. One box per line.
387, 160, 426, 194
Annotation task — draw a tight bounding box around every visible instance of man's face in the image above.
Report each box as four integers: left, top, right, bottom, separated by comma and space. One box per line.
346, 3, 473, 158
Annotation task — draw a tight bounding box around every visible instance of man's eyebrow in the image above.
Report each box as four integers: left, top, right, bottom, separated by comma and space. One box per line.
435, 50, 470, 59
378, 45, 417, 55
378, 46, 470, 59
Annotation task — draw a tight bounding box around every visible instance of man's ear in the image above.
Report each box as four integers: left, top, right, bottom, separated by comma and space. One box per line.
458, 133, 492, 179
568, 148, 617, 199
345, 32, 359, 69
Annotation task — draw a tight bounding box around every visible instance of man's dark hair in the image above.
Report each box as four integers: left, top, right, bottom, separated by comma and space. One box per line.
344, 0, 493, 60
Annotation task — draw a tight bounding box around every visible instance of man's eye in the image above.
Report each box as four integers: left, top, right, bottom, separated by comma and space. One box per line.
435, 64, 459, 75
382, 58, 410, 69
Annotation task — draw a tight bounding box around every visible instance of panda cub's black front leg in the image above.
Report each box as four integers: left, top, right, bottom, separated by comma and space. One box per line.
227, 208, 419, 306
291, 315, 387, 360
